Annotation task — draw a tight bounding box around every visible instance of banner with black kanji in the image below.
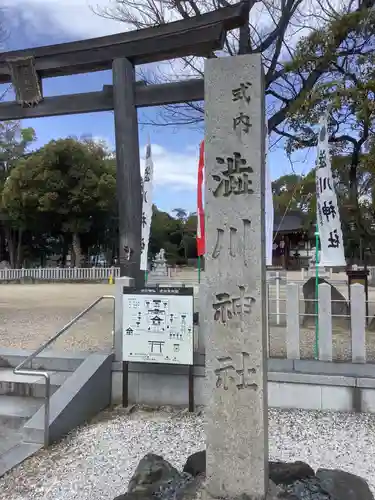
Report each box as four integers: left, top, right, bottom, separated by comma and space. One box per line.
316, 117, 346, 267
140, 141, 154, 271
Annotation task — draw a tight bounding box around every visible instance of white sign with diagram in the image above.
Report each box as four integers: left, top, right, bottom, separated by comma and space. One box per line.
122, 287, 194, 365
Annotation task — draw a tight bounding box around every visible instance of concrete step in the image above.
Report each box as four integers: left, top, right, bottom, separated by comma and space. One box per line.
0, 348, 88, 372
0, 395, 43, 478
22, 424, 45, 444
0, 441, 42, 478
0, 395, 43, 428
0, 352, 113, 477
0, 422, 24, 455
0, 368, 70, 398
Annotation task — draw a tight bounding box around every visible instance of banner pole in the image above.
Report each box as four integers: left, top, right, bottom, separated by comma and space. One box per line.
198, 255, 201, 284
140, 139, 154, 283
314, 226, 319, 359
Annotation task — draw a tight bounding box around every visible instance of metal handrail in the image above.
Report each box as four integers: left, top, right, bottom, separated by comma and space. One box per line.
13, 294, 115, 448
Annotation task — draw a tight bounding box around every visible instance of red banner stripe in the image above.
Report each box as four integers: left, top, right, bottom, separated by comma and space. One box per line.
196, 140, 205, 256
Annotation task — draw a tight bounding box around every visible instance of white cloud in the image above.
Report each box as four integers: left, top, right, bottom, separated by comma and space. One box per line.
3, 0, 344, 48
78, 137, 200, 191
27, 130, 199, 191
140, 143, 199, 191
3, 0, 127, 40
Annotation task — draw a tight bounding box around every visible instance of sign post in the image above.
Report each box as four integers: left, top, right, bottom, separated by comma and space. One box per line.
121, 286, 194, 409
314, 227, 319, 359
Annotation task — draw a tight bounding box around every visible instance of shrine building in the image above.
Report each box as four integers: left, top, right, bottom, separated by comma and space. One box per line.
272, 211, 314, 270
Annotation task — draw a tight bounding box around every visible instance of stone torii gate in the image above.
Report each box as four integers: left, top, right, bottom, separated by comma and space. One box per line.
0, 6, 272, 500
0, 2, 247, 286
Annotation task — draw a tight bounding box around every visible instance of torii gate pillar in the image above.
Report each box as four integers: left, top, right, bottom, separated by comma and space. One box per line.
113, 58, 144, 286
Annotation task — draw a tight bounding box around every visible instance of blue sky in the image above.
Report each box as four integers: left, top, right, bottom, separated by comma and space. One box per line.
1, 0, 315, 214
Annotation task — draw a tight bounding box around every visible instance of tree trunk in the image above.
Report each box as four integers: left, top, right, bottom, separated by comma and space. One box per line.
347, 144, 375, 259
16, 228, 23, 268
61, 236, 69, 267
105, 248, 112, 267
5, 226, 16, 268
0, 224, 4, 262
72, 232, 82, 268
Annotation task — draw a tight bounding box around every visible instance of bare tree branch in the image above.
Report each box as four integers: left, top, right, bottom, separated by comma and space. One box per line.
93, 0, 375, 135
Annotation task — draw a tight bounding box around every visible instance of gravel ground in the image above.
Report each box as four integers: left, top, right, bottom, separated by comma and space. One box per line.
268, 324, 375, 361
0, 284, 114, 352
0, 408, 374, 500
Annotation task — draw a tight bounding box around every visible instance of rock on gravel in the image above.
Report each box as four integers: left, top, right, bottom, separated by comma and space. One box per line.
127, 453, 182, 494
0, 408, 375, 500
179, 451, 372, 499
114, 453, 199, 500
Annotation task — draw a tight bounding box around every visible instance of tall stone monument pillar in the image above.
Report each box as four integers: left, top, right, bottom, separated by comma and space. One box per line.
203, 54, 268, 499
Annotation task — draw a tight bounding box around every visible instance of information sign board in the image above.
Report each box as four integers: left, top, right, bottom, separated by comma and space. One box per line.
122, 286, 194, 365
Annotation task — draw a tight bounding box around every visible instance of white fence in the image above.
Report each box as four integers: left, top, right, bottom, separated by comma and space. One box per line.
301, 265, 375, 285
270, 282, 368, 363
0, 266, 357, 285
0, 267, 121, 281
266, 270, 351, 327
0, 266, 199, 283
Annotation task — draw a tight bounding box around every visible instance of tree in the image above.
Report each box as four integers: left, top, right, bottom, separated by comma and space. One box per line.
3, 138, 116, 267
0, 122, 36, 266
172, 208, 197, 261
330, 152, 375, 259
272, 172, 316, 238
148, 206, 199, 264
272, 173, 303, 214
272, 155, 375, 260
95, 0, 374, 135
182, 212, 198, 260
149, 205, 181, 261
172, 208, 188, 220
272, 172, 315, 215
280, 8, 375, 249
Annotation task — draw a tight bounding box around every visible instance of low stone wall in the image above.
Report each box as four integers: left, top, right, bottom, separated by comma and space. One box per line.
2, 348, 375, 416
111, 357, 375, 413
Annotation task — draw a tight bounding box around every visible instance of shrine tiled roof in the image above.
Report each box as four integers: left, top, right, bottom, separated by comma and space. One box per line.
273, 214, 304, 233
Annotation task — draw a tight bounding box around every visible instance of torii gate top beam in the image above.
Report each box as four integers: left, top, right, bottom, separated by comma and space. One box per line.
0, 2, 247, 84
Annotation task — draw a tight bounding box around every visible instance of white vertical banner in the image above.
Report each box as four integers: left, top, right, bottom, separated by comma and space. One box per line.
316, 117, 346, 267
265, 122, 274, 266
140, 141, 154, 271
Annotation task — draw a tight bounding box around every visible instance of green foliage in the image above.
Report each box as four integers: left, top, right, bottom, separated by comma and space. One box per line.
4, 128, 375, 266
279, 6, 375, 252
2, 138, 117, 266
0, 122, 36, 168
0, 133, 201, 267
275, 151, 375, 258
149, 206, 179, 259
284, 8, 375, 156
0, 121, 37, 267
272, 172, 315, 225
149, 207, 198, 264
0, 122, 36, 203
